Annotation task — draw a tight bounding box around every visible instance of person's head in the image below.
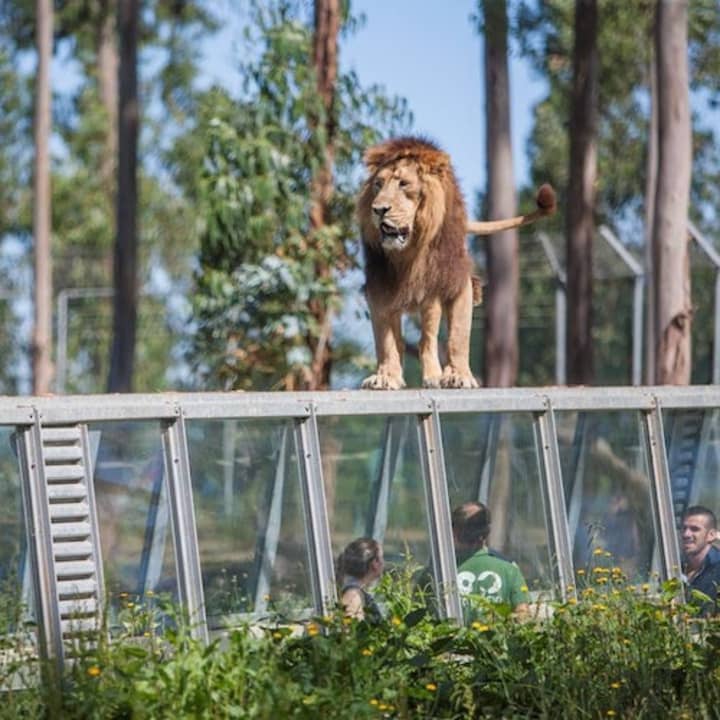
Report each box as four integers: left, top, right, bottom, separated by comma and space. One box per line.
452, 501, 491, 551
681, 505, 718, 562
337, 537, 384, 584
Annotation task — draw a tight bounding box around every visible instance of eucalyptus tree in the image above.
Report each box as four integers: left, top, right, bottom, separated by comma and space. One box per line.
479, 0, 520, 389
32, 0, 53, 394
190, 0, 410, 390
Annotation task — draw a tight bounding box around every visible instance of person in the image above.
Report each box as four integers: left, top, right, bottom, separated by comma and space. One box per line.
681, 505, 720, 616
336, 537, 384, 622
452, 501, 530, 619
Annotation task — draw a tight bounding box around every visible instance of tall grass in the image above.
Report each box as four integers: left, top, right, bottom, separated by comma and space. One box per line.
3, 570, 720, 719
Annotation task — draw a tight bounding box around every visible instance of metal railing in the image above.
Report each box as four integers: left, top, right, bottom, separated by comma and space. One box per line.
7, 384, 720, 672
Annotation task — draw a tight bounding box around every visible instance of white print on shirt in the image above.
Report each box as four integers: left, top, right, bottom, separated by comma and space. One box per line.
457, 570, 502, 600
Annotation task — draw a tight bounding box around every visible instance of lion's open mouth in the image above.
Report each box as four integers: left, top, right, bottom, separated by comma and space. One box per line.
380, 222, 410, 250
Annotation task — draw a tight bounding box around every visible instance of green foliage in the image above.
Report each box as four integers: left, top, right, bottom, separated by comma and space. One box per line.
8, 575, 720, 719
189, 0, 410, 390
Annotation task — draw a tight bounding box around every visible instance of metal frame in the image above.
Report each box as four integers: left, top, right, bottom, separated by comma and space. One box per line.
8, 384, 720, 672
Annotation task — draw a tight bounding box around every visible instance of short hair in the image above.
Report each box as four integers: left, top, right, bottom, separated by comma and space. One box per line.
336, 537, 380, 579
683, 505, 717, 530
452, 501, 491, 546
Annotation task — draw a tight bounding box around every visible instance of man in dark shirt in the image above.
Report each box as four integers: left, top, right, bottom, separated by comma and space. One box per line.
681, 505, 720, 616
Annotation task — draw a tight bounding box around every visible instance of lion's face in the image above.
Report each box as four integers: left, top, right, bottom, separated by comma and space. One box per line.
368, 159, 422, 252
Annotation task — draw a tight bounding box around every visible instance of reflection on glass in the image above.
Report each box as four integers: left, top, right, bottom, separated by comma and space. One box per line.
318, 416, 429, 579
0, 427, 33, 633
441, 413, 553, 594
663, 408, 720, 526
556, 411, 655, 583
186, 420, 311, 627
90, 422, 177, 620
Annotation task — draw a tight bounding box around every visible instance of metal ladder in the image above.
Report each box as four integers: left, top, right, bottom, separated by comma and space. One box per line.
20, 420, 104, 665
665, 409, 705, 526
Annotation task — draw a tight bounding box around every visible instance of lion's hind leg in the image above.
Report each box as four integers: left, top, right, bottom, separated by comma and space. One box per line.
419, 297, 443, 388
440, 278, 478, 389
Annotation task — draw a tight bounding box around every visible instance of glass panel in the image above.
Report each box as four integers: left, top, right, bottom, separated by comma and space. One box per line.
318, 415, 429, 580
663, 408, 720, 524
0, 427, 33, 634
556, 411, 656, 584
90, 421, 177, 623
441, 413, 553, 595
186, 419, 311, 628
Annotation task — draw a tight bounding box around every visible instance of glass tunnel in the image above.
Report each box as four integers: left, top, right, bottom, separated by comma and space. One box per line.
2, 386, 720, 674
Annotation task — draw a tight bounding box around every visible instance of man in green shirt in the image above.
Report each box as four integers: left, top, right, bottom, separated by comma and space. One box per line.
452, 501, 530, 618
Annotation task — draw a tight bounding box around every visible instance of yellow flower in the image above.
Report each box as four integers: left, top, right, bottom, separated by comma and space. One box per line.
378, 704, 388, 711
126, 602, 134, 608
391, 616, 402, 626
145, 590, 154, 596
577, 569, 586, 576
566, 584, 575, 592
607, 711, 617, 717
361, 648, 373, 656
593, 548, 605, 556
87, 665, 101, 678
369, 699, 379, 706
610, 682, 621, 689
642, 583, 650, 593
604, 551, 612, 558
307, 623, 320, 636
471, 622, 490, 632
425, 682, 437, 692
273, 632, 283, 640
520, 585, 529, 593
591, 603, 608, 611
342, 617, 353, 626
596, 577, 608, 584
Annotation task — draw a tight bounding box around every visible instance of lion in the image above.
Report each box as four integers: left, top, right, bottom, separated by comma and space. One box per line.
357, 136, 556, 390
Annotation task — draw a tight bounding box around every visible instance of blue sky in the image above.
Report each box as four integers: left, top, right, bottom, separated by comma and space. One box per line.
202, 0, 547, 210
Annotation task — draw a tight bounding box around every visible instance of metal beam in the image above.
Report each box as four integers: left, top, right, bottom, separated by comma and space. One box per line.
294, 405, 336, 616
162, 411, 208, 643
417, 403, 462, 622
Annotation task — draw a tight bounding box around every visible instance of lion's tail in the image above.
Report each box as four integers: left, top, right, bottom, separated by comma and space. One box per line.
471, 275, 483, 306
467, 184, 557, 236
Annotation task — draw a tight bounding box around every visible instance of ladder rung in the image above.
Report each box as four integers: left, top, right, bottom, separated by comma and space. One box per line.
59, 598, 98, 618
57, 579, 97, 598
55, 561, 96, 579
43, 446, 83, 463
54, 541, 94, 560
48, 486, 87, 501
49, 502, 89, 520
46, 465, 86, 482
42, 427, 82, 444
61, 617, 99, 635
51, 522, 92, 541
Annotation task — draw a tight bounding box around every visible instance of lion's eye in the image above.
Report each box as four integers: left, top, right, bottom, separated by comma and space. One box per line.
398, 179, 410, 188
373, 179, 383, 192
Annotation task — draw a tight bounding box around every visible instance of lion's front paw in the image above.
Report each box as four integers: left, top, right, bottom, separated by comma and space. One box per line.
361, 372, 406, 390
422, 375, 442, 389
440, 367, 478, 389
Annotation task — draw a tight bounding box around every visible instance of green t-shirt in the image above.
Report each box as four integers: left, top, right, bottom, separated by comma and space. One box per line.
456, 547, 529, 616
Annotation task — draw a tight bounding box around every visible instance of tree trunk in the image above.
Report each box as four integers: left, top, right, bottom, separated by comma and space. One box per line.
644, 41, 658, 386
97, 0, 118, 195
307, 0, 340, 390
482, 0, 518, 388
565, 0, 598, 386
652, 0, 691, 386
32, 0, 53, 395
107, 0, 139, 393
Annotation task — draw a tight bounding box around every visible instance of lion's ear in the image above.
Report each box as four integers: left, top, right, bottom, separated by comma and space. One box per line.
363, 144, 389, 174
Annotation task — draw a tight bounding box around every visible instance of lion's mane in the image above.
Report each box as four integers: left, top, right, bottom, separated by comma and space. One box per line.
357, 136, 472, 313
